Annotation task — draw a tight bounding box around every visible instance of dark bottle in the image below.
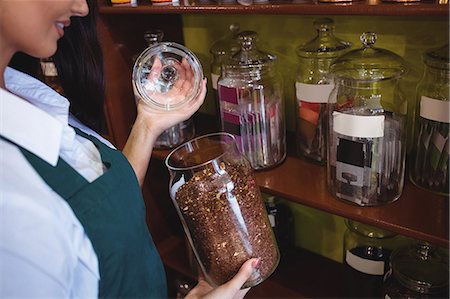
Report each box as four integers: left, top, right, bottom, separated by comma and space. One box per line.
265, 196, 295, 262
343, 219, 397, 298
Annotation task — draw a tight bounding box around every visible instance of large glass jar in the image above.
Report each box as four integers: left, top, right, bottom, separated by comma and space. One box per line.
218, 31, 286, 170
343, 219, 398, 298
383, 243, 449, 298
410, 44, 449, 196
210, 23, 241, 128
327, 32, 407, 206
295, 18, 351, 164
132, 41, 199, 148
165, 133, 280, 288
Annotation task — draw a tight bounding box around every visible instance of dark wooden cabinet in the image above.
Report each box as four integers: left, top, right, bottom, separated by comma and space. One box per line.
97, 1, 449, 296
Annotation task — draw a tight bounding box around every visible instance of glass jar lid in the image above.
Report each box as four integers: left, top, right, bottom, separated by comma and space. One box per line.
423, 43, 450, 70
209, 23, 241, 56
132, 42, 203, 110
296, 18, 351, 59
390, 243, 449, 295
228, 30, 276, 67
331, 32, 406, 81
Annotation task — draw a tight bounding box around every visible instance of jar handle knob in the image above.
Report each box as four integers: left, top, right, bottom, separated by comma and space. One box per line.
360, 32, 377, 48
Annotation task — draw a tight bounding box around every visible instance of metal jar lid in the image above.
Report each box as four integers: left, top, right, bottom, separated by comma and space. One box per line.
132, 42, 203, 110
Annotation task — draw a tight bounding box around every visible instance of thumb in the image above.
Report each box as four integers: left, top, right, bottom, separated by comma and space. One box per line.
201, 258, 260, 299
224, 258, 260, 291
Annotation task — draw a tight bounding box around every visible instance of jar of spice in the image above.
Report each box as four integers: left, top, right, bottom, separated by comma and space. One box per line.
327, 32, 407, 206
409, 44, 449, 196
295, 18, 351, 164
165, 132, 280, 287
343, 219, 397, 298
218, 31, 286, 170
210, 23, 241, 128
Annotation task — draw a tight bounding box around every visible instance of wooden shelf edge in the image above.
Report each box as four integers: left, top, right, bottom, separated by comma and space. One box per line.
157, 235, 345, 298
152, 113, 449, 248
98, 0, 449, 16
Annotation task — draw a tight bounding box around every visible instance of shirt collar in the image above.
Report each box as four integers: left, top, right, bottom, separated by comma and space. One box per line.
1, 68, 64, 166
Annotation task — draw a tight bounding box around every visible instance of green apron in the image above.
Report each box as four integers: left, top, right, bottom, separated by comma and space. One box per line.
4, 128, 167, 298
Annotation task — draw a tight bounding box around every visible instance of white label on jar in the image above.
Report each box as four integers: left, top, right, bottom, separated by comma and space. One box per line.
211, 73, 220, 90
345, 250, 385, 275
40, 61, 58, 77
333, 112, 385, 138
268, 214, 275, 227
295, 82, 334, 103
420, 96, 450, 123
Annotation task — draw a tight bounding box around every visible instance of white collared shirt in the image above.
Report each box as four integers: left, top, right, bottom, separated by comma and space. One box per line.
0, 67, 105, 298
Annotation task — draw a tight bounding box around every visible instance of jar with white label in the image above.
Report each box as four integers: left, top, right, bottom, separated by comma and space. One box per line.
327, 32, 407, 206
383, 242, 449, 299
218, 31, 286, 170
210, 23, 241, 123
343, 219, 397, 298
409, 44, 449, 196
295, 18, 351, 164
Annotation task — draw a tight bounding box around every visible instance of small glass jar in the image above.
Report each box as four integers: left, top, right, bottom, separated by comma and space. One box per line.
343, 219, 397, 298
133, 33, 196, 149
383, 243, 449, 298
218, 31, 286, 170
295, 18, 351, 164
327, 32, 407, 206
165, 133, 280, 288
410, 44, 449, 196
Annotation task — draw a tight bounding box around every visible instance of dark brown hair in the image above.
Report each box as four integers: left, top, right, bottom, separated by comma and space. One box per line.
53, 0, 104, 132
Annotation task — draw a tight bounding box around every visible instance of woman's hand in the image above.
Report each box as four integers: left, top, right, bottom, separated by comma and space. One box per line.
185, 258, 260, 299
138, 57, 206, 137
123, 58, 207, 186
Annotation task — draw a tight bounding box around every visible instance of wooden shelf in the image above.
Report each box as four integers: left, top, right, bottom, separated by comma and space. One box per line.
98, 0, 449, 16
157, 235, 346, 298
153, 114, 449, 248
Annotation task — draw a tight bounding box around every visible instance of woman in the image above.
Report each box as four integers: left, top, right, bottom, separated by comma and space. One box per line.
0, 0, 258, 297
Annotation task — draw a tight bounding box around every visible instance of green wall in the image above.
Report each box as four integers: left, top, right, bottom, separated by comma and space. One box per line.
182, 15, 449, 263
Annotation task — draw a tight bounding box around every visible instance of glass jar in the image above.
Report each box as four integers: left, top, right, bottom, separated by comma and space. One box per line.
218, 31, 286, 170
295, 18, 351, 164
210, 23, 241, 97
343, 219, 397, 298
409, 44, 449, 196
133, 33, 196, 149
165, 133, 280, 287
383, 243, 449, 298
327, 32, 407, 206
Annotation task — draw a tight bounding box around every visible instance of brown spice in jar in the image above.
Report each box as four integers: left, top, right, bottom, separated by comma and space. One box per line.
175, 161, 279, 287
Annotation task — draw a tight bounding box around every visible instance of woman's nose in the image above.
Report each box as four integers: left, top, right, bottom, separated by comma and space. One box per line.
72, 0, 89, 17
